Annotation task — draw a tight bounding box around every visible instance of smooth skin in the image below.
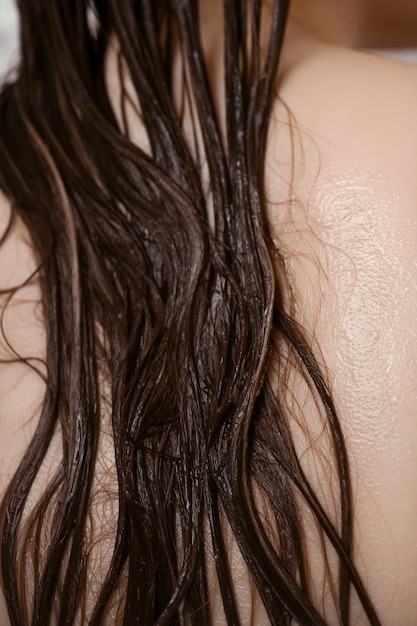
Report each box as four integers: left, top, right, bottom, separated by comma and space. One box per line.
268, 2, 417, 622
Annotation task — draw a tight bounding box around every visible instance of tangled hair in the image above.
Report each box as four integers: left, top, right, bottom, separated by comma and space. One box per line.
0, 0, 380, 624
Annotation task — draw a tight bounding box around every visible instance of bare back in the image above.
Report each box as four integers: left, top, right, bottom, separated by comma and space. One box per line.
267, 22, 417, 623
1, 16, 417, 626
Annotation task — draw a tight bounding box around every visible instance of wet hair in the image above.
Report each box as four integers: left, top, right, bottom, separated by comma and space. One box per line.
0, 0, 380, 624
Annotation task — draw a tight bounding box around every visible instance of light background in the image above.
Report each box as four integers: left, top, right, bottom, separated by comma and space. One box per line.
1, 0, 417, 78
0, 0, 18, 80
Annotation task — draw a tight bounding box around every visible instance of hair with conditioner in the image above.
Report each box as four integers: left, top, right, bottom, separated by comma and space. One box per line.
0, 0, 380, 624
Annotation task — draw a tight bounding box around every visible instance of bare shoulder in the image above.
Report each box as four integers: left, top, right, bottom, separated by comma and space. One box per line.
277, 23, 417, 183
0, 194, 46, 626
265, 24, 417, 624
0, 190, 45, 497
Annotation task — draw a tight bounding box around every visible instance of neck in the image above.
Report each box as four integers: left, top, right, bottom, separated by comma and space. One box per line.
289, 0, 417, 49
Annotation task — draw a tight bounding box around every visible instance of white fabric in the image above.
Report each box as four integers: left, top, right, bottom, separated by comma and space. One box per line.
368, 48, 417, 63
0, 0, 18, 80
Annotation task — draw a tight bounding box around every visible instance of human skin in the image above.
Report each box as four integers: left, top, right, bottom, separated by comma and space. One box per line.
290, 0, 417, 47
1, 2, 417, 625
269, 4, 417, 623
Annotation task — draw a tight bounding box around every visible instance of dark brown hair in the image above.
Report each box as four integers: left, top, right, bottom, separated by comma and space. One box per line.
0, 0, 380, 623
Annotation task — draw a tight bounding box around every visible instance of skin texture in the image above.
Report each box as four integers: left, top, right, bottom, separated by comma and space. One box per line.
1, 2, 417, 624
267, 17, 417, 624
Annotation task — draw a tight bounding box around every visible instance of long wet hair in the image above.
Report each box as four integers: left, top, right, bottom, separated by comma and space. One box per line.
0, 0, 380, 624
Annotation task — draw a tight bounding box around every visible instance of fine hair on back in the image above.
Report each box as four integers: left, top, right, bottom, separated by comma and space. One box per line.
0, 0, 380, 624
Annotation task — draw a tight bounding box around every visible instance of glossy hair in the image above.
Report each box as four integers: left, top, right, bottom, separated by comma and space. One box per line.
0, 0, 380, 624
